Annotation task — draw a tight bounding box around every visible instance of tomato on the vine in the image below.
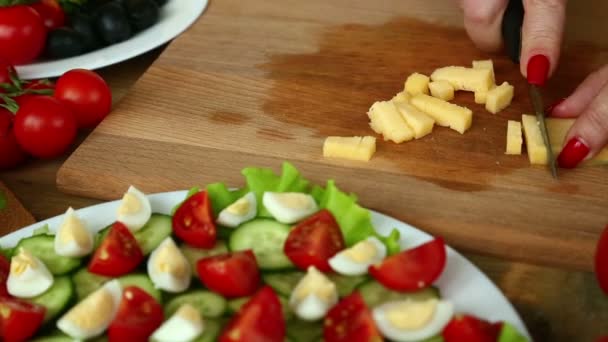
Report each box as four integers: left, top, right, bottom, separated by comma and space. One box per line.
13, 96, 77, 159
0, 58, 16, 91
55, 69, 112, 128
29, 0, 65, 30
0, 6, 47, 65
0, 108, 28, 170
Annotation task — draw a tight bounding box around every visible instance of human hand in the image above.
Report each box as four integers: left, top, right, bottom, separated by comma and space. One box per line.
456, 0, 567, 83
547, 65, 608, 168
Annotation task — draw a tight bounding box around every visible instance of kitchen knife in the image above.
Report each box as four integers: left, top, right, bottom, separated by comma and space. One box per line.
501, 0, 558, 178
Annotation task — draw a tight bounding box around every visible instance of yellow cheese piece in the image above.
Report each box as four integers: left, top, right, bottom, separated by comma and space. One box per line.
368, 101, 415, 143
410, 94, 473, 134
545, 118, 608, 165
472, 59, 495, 84
474, 89, 490, 104
431, 66, 493, 92
391, 90, 410, 104
505, 120, 522, 155
404, 73, 430, 96
393, 101, 435, 139
428, 81, 455, 101
521, 114, 548, 165
486, 82, 514, 114
323, 136, 376, 162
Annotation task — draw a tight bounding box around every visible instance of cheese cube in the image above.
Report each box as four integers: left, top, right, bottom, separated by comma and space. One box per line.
486, 82, 514, 114
368, 101, 415, 143
521, 114, 548, 165
392, 91, 410, 104
323, 136, 376, 162
505, 120, 522, 155
546, 118, 608, 165
428, 81, 455, 101
474, 90, 489, 104
472, 59, 495, 84
393, 101, 435, 139
404, 73, 430, 96
430, 66, 493, 92
410, 94, 473, 134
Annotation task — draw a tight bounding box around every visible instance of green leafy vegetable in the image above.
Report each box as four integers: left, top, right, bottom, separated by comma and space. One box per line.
498, 322, 529, 342
170, 186, 200, 215
206, 183, 248, 217
32, 224, 51, 236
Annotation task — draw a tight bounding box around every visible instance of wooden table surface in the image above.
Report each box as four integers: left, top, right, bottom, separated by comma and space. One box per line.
1, 14, 608, 342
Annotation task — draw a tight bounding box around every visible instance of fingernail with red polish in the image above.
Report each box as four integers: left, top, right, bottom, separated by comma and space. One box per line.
557, 137, 590, 169
545, 98, 566, 116
527, 54, 550, 86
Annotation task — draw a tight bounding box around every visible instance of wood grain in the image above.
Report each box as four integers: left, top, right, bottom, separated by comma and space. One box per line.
58, 0, 608, 271
0, 182, 35, 235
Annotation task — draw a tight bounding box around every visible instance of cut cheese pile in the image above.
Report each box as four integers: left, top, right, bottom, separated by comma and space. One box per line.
405, 73, 430, 96
394, 102, 435, 139
505, 120, 522, 155
411, 94, 472, 134
428, 81, 454, 101
368, 101, 415, 143
486, 82, 514, 114
430, 66, 493, 93
521, 114, 548, 165
323, 136, 376, 162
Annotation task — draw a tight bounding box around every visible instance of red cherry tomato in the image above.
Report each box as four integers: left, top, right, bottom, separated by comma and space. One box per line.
0, 253, 10, 297
442, 314, 500, 342
595, 225, 608, 295
323, 292, 383, 342
0, 6, 47, 65
88, 222, 144, 277
173, 191, 217, 248
0, 109, 28, 170
107, 286, 164, 342
29, 0, 65, 30
283, 209, 345, 272
0, 297, 46, 342
54, 69, 112, 128
369, 237, 446, 291
13, 96, 76, 159
219, 286, 285, 342
197, 250, 260, 298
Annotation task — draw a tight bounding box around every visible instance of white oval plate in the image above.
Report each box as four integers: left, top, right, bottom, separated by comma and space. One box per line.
15, 0, 209, 80
0, 190, 530, 339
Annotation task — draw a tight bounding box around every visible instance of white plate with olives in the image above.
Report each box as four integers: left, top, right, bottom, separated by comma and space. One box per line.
16, 0, 208, 80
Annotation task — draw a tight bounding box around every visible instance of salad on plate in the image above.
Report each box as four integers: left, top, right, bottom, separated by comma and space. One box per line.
0, 163, 529, 341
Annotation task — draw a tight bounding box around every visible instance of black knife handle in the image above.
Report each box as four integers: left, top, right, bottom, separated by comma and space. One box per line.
501, 0, 524, 64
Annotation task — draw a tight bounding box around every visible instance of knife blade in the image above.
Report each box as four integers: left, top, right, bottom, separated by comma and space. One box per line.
501, 0, 558, 178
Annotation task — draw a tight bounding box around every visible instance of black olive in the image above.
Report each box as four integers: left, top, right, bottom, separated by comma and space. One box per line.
69, 13, 102, 51
95, 2, 133, 45
152, 0, 167, 7
45, 28, 87, 59
124, 0, 159, 32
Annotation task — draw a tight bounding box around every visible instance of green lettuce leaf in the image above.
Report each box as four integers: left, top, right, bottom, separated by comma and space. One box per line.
241, 162, 310, 217
498, 322, 529, 342
206, 182, 248, 217
32, 224, 51, 236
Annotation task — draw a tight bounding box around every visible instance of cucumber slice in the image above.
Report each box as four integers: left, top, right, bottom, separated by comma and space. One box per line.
94, 225, 112, 250
30, 330, 72, 342
286, 318, 323, 342
357, 280, 441, 308
262, 271, 303, 297
420, 336, 445, 342
180, 241, 229, 277
29, 276, 74, 323
119, 273, 162, 303
227, 295, 292, 321
14, 235, 81, 275
192, 319, 224, 342
229, 219, 293, 270
327, 273, 368, 297
133, 214, 172, 255
72, 267, 110, 300
165, 290, 226, 318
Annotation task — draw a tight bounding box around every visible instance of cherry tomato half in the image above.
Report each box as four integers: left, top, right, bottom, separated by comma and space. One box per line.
284, 209, 345, 272
0, 6, 47, 65
29, 0, 65, 30
197, 250, 260, 298
324, 292, 383, 342
442, 314, 500, 342
219, 286, 285, 342
13, 96, 77, 159
0, 109, 28, 170
89, 222, 144, 277
595, 224, 608, 295
0, 297, 46, 342
173, 191, 217, 248
369, 237, 446, 292
108, 286, 164, 342
54, 69, 112, 128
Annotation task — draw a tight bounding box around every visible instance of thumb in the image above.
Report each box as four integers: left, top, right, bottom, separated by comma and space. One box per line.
557, 83, 608, 168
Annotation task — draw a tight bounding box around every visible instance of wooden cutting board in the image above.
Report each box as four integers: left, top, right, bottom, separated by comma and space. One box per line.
57, 0, 608, 271
0, 182, 35, 236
